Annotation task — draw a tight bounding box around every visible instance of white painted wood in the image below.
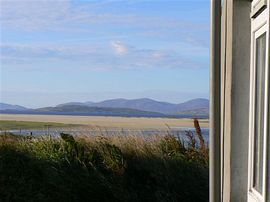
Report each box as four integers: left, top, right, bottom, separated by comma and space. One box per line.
248, 4, 269, 202
251, 0, 267, 18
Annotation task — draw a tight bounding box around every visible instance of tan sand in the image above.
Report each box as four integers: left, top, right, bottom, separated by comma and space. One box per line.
0, 114, 209, 129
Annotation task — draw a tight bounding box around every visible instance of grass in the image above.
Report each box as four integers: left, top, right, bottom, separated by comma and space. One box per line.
0, 120, 80, 130
0, 119, 209, 202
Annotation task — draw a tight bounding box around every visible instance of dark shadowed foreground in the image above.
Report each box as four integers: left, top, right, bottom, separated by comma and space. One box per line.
0, 128, 208, 202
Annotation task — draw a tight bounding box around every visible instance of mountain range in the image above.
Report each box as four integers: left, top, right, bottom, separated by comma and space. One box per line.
0, 98, 209, 118
0, 103, 28, 111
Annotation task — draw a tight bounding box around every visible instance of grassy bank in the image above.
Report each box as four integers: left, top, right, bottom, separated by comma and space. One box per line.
0, 120, 80, 130
0, 123, 208, 202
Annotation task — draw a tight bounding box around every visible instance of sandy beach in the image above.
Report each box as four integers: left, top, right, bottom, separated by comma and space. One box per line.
0, 114, 209, 129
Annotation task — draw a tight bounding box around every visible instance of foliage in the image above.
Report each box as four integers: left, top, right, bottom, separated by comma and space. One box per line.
0, 126, 208, 202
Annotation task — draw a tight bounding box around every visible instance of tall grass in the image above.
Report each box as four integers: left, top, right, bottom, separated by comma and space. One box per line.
0, 119, 208, 202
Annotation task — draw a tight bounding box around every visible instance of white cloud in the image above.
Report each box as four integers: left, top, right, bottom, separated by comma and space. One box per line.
0, 0, 70, 31
1, 41, 208, 71
111, 41, 129, 56
0, 0, 208, 32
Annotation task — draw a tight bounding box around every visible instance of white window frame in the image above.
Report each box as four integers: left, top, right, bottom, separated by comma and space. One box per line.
248, 2, 269, 202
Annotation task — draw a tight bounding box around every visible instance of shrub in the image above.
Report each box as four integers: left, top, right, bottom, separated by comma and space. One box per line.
0, 125, 208, 202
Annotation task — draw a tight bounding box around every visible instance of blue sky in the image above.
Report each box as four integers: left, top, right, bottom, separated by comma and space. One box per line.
0, 0, 210, 108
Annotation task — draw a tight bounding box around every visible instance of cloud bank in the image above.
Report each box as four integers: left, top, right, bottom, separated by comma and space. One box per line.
1, 0, 209, 71
1, 41, 207, 71
0, 0, 208, 32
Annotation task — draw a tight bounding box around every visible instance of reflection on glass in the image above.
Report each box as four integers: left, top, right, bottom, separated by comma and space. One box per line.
253, 33, 266, 194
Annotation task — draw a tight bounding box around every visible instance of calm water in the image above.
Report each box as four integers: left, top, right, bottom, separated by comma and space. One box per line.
3, 127, 209, 143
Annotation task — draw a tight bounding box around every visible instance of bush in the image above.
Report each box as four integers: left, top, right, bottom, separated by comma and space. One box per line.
0, 128, 208, 202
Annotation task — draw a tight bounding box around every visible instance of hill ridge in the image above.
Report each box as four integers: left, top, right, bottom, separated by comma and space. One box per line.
0, 98, 209, 117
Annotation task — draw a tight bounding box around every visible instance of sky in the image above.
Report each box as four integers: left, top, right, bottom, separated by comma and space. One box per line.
0, 0, 210, 108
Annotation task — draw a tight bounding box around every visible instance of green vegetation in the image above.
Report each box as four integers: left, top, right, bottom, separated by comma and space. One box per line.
0, 120, 80, 130
0, 121, 208, 202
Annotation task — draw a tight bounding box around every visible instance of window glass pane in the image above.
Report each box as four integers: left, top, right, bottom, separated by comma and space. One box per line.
253, 33, 266, 194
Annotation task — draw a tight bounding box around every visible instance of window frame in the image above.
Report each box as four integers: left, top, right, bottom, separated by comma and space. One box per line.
248, 4, 269, 202
251, 0, 267, 18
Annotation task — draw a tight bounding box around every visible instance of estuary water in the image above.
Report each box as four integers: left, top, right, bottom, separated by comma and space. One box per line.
3, 127, 209, 144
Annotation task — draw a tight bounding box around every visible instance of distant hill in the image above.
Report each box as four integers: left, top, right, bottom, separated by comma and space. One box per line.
1, 98, 209, 118
0, 105, 165, 118
175, 98, 209, 112
176, 108, 209, 117
0, 103, 28, 111
56, 102, 92, 107
89, 98, 176, 114
57, 98, 209, 115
